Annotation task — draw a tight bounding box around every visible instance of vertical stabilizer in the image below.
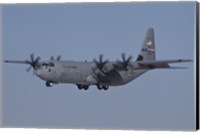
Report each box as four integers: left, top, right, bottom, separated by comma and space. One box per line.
136, 28, 156, 61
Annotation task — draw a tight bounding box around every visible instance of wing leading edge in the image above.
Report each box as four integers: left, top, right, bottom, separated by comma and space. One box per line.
4, 60, 30, 64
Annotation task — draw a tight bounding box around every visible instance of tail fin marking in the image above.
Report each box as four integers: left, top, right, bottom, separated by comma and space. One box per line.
136, 28, 156, 61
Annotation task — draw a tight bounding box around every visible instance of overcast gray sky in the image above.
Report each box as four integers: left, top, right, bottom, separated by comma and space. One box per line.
2, 2, 196, 130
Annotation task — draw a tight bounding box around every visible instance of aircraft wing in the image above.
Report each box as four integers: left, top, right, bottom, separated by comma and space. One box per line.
4, 60, 31, 64
136, 59, 192, 69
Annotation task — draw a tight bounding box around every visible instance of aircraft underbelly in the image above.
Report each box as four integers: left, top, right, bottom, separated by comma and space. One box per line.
110, 69, 148, 86
56, 64, 148, 86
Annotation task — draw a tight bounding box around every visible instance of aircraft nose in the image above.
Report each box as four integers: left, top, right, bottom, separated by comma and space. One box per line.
36, 68, 42, 76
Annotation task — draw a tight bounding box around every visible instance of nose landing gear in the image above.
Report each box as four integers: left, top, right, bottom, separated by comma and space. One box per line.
46, 81, 53, 87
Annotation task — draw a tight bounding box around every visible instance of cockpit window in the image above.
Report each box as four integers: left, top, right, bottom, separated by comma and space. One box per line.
42, 63, 48, 66
48, 62, 55, 67
42, 62, 55, 67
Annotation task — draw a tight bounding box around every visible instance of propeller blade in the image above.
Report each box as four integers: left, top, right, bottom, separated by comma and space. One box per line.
93, 54, 109, 74
56, 56, 61, 60
35, 57, 41, 62
127, 56, 133, 63
50, 56, 55, 60
28, 53, 41, 70
26, 66, 32, 72
116, 53, 133, 70
50, 55, 61, 61
30, 53, 34, 62
99, 54, 103, 63
93, 58, 97, 64
122, 53, 126, 62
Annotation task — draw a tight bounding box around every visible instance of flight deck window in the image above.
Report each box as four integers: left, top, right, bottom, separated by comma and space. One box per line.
49, 62, 55, 67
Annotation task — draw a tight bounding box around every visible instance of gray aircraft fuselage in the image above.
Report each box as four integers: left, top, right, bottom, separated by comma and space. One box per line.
36, 60, 147, 86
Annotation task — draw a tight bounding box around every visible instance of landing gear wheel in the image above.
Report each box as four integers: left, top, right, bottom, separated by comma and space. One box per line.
77, 84, 89, 90
46, 81, 53, 87
97, 84, 109, 90
77, 85, 83, 90
83, 86, 89, 90
103, 86, 109, 90
97, 85, 102, 90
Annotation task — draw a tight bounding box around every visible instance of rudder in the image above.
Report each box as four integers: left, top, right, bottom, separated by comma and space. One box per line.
136, 28, 156, 61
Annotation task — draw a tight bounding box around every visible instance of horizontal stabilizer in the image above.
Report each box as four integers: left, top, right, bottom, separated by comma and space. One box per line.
167, 66, 188, 69
135, 59, 192, 69
151, 66, 188, 69
137, 59, 192, 65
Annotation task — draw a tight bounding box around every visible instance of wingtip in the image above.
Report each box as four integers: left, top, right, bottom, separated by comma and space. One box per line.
169, 66, 189, 69
189, 59, 193, 62
178, 59, 193, 62
186, 59, 193, 62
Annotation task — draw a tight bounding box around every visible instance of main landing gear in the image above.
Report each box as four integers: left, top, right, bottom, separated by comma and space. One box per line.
97, 84, 109, 91
76, 84, 109, 91
76, 84, 89, 90
46, 81, 53, 87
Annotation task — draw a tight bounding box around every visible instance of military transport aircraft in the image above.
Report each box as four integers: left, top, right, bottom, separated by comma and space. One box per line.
4, 28, 192, 90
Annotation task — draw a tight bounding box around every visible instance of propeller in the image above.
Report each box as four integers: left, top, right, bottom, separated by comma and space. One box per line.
50, 55, 61, 61
117, 53, 133, 70
93, 54, 109, 71
26, 53, 41, 72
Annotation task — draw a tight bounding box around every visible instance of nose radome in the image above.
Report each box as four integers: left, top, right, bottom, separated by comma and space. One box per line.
36, 69, 42, 76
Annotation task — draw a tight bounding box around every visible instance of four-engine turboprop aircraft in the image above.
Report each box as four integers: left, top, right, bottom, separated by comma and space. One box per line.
4, 28, 192, 90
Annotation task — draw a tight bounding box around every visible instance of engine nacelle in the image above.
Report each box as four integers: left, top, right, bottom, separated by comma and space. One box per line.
102, 62, 114, 73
